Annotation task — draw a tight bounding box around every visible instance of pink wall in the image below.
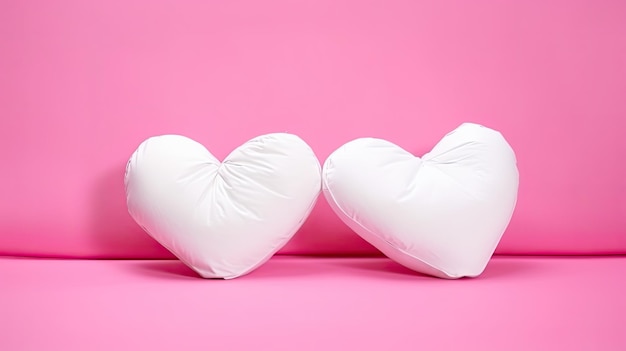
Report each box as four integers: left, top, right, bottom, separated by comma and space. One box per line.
1, 0, 625, 258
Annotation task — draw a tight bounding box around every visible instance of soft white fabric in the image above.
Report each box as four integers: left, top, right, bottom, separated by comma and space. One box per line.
125, 133, 321, 279
323, 123, 519, 278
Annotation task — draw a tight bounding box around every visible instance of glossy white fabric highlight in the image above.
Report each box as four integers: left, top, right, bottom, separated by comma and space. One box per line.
125, 133, 321, 279
323, 123, 519, 278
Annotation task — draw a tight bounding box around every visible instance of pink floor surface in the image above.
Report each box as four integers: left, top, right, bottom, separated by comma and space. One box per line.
2, 256, 625, 350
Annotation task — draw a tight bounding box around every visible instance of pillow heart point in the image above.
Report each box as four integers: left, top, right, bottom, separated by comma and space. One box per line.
323, 123, 519, 278
125, 133, 321, 279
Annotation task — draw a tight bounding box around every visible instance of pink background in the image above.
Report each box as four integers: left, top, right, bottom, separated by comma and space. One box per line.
3, 256, 625, 350
1, 0, 625, 258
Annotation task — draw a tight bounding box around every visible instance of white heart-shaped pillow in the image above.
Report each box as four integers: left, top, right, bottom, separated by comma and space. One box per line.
323, 123, 519, 278
125, 133, 321, 279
